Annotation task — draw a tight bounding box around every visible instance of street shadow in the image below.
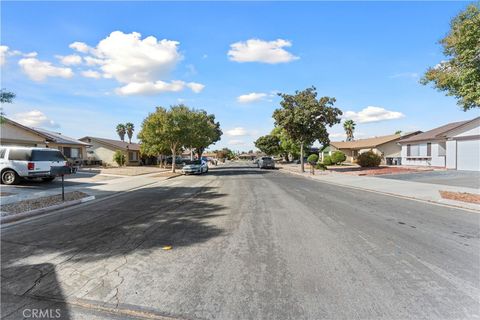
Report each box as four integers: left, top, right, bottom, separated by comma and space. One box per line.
1, 263, 71, 320
1, 186, 226, 265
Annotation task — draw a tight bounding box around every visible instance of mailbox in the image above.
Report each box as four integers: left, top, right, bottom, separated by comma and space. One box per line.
50, 166, 73, 176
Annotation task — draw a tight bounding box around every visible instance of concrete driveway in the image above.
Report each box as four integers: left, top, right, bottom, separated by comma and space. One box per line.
378, 170, 480, 189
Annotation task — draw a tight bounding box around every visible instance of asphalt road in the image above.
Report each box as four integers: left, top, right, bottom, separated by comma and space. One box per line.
2, 163, 479, 320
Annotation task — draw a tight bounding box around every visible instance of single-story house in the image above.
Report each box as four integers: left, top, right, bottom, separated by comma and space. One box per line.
329, 132, 420, 165
79, 136, 141, 166
399, 117, 480, 171
0, 117, 90, 162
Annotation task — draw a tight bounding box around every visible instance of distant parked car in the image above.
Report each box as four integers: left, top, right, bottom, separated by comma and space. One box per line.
166, 156, 184, 165
0, 147, 74, 185
253, 158, 259, 164
257, 156, 275, 169
181, 159, 208, 175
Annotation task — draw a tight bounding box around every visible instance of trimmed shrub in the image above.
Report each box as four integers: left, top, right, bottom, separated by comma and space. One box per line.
316, 162, 327, 170
330, 151, 346, 165
323, 155, 333, 165
356, 151, 382, 167
307, 154, 319, 164
113, 150, 126, 166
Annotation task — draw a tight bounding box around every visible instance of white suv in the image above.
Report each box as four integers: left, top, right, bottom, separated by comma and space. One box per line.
0, 147, 71, 185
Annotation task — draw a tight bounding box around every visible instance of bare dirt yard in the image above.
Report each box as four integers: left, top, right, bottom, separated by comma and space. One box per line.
439, 191, 480, 204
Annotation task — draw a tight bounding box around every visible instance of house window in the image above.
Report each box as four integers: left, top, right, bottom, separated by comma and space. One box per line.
62, 147, 81, 159
438, 142, 446, 156
129, 151, 137, 161
409, 143, 430, 157
410, 144, 419, 156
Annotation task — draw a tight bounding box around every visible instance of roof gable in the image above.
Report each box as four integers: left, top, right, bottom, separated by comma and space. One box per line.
399, 119, 475, 143
330, 134, 402, 150
81, 136, 140, 151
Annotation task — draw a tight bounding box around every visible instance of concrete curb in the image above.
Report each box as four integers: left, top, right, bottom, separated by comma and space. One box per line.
279, 168, 480, 213
0, 196, 96, 224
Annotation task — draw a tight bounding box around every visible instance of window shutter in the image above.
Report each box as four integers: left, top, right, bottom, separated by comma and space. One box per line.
407, 145, 411, 156
427, 143, 431, 156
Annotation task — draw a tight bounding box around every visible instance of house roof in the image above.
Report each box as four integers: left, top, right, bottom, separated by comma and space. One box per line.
34, 128, 90, 146
2, 117, 88, 146
81, 136, 140, 151
399, 119, 474, 143
330, 133, 403, 150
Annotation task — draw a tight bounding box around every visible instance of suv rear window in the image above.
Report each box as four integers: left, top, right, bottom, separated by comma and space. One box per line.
262, 157, 272, 160
31, 150, 66, 161
8, 149, 32, 161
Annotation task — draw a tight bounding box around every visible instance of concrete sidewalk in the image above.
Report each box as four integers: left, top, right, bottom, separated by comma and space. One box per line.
279, 165, 480, 211
1, 171, 179, 206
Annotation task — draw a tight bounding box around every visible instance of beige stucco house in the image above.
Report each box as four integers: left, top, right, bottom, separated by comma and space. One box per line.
79, 136, 141, 166
0, 117, 90, 162
329, 132, 420, 165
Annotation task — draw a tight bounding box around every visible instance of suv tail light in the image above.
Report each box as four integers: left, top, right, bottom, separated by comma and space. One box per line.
27, 162, 35, 170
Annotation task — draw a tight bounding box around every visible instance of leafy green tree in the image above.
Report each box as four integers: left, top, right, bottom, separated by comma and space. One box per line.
343, 120, 356, 141
113, 150, 126, 166
138, 105, 192, 173
254, 134, 281, 156
395, 130, 402, 135
190, 111, 222, 159
0, 89, 15, 123
0, 89, 15, 104
421, 4, 480, 111
273, 86, 343, 172
116, 124, 126, 141
125, 122, 135, 144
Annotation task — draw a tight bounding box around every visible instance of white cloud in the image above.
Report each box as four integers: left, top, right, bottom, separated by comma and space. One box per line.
343, 106, 405, 124
10, 110, 59, 128
69, 41, 91, 53
186, 82, 205, 93
115, 80, 204, 96
88, 31, 182, 83
0, 46, 8, 65
228, 139, 246, 146
57, 54, 82, 65
18, 58, 74, 81
81, 70, 101, 79
1, 46, 38, 66
237, 92, 268, 103
228, 39, 299, 64
226, 127, 248, 136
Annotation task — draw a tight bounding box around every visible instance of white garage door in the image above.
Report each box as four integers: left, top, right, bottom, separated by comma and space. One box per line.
457, 139, 480, 171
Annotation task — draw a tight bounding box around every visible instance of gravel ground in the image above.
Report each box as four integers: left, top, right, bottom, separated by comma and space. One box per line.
0, 191, 88, 216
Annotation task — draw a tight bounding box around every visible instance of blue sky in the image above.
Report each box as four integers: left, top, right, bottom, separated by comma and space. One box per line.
1, 1, 478, 151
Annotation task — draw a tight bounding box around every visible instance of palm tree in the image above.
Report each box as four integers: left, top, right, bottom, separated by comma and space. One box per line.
116, 124, 126, 141
343, 120, 356, 141
125, 122, 134, 144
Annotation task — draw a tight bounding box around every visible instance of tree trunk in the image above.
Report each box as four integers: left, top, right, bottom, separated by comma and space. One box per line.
300, 143, 305, 172
190, 147, 194, 161
171, 147, 176, 173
